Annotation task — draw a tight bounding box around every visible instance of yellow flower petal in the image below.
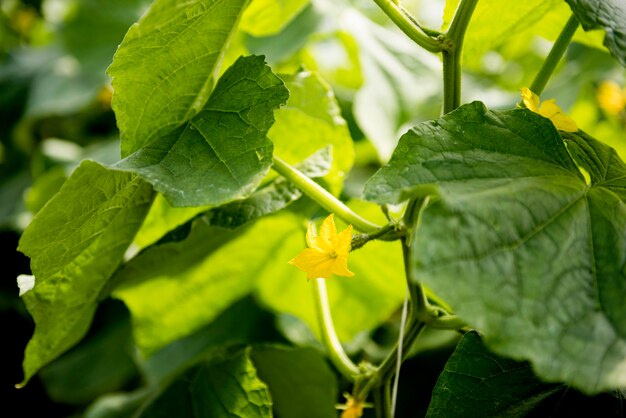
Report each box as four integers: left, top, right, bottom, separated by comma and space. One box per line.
521, 87, 540, 112
319, 213, 337, 242
332, 255, 354, 277
289, 248, 336, 279
521, 87, 577, 132
330, 224, 353, 255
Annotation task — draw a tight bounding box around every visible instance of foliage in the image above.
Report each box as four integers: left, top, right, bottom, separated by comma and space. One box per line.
2, 0, 626, 417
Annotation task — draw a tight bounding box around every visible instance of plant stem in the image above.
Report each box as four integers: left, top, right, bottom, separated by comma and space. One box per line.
442, 0, 478, 113
356, 319, 426, 400
529, 14, 579, 96
272, 156, 380, 233
312, 278, 361, 380
372, 0, 443, 53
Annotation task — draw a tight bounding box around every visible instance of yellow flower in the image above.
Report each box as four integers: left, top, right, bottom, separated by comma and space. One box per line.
340, 398, 364, 418
337, 394, 365, 418
520, 87, 578, 132
596, 80, 626, 115
289, 214, 354, 279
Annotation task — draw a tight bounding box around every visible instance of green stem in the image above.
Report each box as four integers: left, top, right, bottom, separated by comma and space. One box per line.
442, 0, 478, 113
312, 278, 361, 380
272, 156, 380, 233
529, 14, 579, 96
372, 0, 443, 53
356, 319, 426, 400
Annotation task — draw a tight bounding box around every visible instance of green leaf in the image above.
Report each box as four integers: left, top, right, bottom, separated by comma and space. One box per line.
139, 350, 271, 418
565, 0, 626, 66
112, 219, 250, 355
17, 161, 154, 384
116, 205, 403, 355
364, 102, 626, 394
240, 0, 309, 37
251, 346, 338, 418
427, 331, 560, 418
133, 145, 331, 248
270, 71, 354, 194
364, 101, 580, 204
108, 0, 250, 157
114, 55, 288, 207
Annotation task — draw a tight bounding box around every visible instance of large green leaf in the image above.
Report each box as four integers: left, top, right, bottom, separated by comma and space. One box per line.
427, 331, 560, 417
115, 206, 403, 355
139, 350, 271, 418
114, 55, 289, 207
364, 102, 626, 394
565, 0, 626, 66
270, 71, 354, 194
108, 0, 250, 156
251, 346, 338, 418
17, 161, 154, 384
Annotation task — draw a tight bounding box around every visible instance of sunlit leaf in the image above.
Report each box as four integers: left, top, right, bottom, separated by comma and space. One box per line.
18, 161, 154, 383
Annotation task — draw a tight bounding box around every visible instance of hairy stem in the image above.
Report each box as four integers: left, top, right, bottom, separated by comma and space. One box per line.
442, 0, 478, 113
312, 278, 361, 380
529, 14, 579, 96
272, 156, 380, 232
372, 0, 443, 53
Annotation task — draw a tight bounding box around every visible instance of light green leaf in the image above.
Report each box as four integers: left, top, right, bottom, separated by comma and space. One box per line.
108, 0, 250, 157
18, 161, 154, 384
565, 0, 626, 66
365, 102, 626, 394
112, 219, 251, 355
139, 350, 271, 418
116, 205, 403, 355
143, 297, 278, 384
240, 0, 309, 37
270, 71, 354, 194
251, 346, 338, 418
427, 331, 560, 418
114, 55, 289, 207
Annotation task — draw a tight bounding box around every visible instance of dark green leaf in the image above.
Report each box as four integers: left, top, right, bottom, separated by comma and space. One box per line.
565, 0, 626, 66
427, 331, 560, 418
365, 102, 626, 394
39, 301, 138, 405
251, 346, 338, 418
18, 161, 154, 384
108, 0, 251, 156
139, 350, 271, 418
114, 55, 289, 207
